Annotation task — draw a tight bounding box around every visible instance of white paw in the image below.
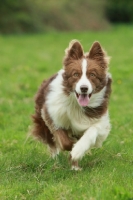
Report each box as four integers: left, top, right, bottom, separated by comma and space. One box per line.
71, 165, 82, 171
70, 143, 85, 161
49, 147, 60, 159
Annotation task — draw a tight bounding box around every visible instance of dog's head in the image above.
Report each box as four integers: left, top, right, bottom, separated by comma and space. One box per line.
62, 40, 110, 107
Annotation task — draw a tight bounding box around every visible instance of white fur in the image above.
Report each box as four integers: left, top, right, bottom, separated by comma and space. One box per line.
42, 69, 111, 162
71, 127, 98, 160
89, 86, 106, 108
75, 59, 92, 95
71, 112, 111, 161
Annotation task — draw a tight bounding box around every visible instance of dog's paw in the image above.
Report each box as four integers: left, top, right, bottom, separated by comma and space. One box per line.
70, 143, 85, 161
71, 165, 82, 171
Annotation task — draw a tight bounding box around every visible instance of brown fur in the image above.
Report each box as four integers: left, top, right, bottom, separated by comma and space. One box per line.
32, 75, 57, 148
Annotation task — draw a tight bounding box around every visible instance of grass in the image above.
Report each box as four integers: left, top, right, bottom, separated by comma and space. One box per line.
0, 25, 133, 200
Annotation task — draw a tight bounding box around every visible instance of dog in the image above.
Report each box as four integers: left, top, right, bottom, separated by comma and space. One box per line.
31, 40, 112, 170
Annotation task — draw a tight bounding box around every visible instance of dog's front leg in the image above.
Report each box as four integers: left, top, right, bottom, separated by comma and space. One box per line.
41, 106, 74, 152
71, 127, 98, 162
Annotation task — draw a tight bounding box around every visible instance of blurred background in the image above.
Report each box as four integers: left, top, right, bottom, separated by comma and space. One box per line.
0, 0, 133, 34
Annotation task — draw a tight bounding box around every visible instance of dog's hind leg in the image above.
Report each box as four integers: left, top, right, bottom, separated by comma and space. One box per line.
53, 129, 74, 151
32, 113, 57, 153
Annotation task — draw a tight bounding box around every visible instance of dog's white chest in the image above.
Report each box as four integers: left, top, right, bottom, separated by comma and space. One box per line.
45, 71, 99, 135
46, 93, 92, 135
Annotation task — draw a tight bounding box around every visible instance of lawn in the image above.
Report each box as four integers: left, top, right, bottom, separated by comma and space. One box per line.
0, 25, 133, 200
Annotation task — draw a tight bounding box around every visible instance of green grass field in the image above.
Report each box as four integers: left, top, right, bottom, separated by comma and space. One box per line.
0, 25, 133, 200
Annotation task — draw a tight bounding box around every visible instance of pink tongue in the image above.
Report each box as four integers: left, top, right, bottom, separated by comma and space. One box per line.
78, 94, 89, 107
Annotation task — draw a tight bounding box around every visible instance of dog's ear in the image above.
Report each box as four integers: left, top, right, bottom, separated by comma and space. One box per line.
65, 40, 84, 60
87, 41, 110, 68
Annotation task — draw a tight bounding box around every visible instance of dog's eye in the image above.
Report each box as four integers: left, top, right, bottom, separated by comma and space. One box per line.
90, 73, 96, 77
73, 73, 79, 77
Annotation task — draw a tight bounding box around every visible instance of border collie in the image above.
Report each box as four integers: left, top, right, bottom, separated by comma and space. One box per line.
31, 40, 112, 170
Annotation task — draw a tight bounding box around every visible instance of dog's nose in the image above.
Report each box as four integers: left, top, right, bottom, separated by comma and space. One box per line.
80, 85, 88, 93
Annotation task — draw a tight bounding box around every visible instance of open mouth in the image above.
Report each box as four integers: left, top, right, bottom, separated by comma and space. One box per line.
75, 91, 92, 107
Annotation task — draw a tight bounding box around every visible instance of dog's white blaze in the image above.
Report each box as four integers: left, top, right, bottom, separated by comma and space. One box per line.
75, 58, 92, 94
82, 58, 87, 76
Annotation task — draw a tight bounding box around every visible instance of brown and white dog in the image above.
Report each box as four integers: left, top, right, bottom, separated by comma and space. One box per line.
32, 40, 112, 170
